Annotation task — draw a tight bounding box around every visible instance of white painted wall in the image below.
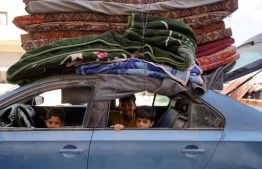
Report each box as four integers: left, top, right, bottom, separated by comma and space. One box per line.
0, 0, 27, 40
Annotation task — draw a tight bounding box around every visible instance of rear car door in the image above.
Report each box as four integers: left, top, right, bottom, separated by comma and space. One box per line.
88, 129, 222, 169
88, 95, 224, 169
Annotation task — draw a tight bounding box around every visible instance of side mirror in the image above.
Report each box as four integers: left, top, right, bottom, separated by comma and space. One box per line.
34, 96, 44, 105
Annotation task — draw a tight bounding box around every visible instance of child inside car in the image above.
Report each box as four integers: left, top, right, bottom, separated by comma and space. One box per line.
45, 107, 66, 128
111, 105, 156, 130
109, 95, 137, 129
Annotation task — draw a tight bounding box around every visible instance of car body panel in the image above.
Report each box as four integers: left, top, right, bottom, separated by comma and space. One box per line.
200, 90, 262, 168
200, 90, 262, 131
0, 129, 92, 169
89, 129, 223, 169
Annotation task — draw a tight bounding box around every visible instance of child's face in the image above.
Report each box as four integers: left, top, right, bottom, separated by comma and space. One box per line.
135, 117, 154, 128
119, 100, 136, 116
45, 116, 65, 128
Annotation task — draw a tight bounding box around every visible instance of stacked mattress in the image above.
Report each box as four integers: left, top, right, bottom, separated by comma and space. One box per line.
8, 0, 239, 86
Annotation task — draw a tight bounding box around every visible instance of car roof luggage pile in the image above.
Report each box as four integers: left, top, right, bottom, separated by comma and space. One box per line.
8, 0, 239, 93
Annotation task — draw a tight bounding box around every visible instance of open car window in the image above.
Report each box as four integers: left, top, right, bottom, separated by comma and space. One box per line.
107, 93, 224, 129
0, 79, 96, 129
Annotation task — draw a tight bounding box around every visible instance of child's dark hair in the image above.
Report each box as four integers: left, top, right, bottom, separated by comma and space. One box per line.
135, 106, 156, 122
120, 95, 136, 104
46, 107, 66, 122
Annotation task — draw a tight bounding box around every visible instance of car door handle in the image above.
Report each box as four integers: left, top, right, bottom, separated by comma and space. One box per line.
181, 149, 206, 154
59, 149, 84, 154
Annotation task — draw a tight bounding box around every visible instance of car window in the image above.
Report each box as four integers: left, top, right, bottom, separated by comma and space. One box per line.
190, 102, 224, 128
108, 94, 224, 129
0, 79, 96, 128
153, 94, 170, 106
152, 96, 224, 129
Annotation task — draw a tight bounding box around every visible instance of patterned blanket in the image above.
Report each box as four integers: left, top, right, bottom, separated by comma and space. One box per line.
29, 30, 104, 40
25, 21, 127, 34
76, 58, 203, 86
193, 21, 225, 35
196, 28, 232, 45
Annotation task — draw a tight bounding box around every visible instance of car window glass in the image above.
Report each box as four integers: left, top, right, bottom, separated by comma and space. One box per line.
34, 87, 92, 127
109, 94, 224, 129
153, 94, 170, 106
190, 102, 223, 128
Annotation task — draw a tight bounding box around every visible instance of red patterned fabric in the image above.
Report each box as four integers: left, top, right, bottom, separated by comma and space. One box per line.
29, 31, 104, 40
15, 0, 238, 31
177, 11, 230, 29
195, 43, 231, 58
196, 37, 235, 53
193, 21, 225, 35
22, 38, 66, 52
197, 45, 237, 65
25, 21, 127, 34
196, 28, 232, 45
200, 52, 240, 71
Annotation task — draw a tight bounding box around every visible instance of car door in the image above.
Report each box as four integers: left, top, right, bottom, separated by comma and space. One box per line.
88, 95, 224, 169
0, 129, 93, 169
0, 78, 98, 169
88, 129, 222, 169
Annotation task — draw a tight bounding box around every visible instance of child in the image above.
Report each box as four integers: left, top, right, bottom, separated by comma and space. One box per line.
112, 105, 156, 130
109, 95, 137, 130
45, 107, 66, 128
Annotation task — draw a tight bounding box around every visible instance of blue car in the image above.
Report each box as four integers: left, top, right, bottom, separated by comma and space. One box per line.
0, 73, 261, 169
